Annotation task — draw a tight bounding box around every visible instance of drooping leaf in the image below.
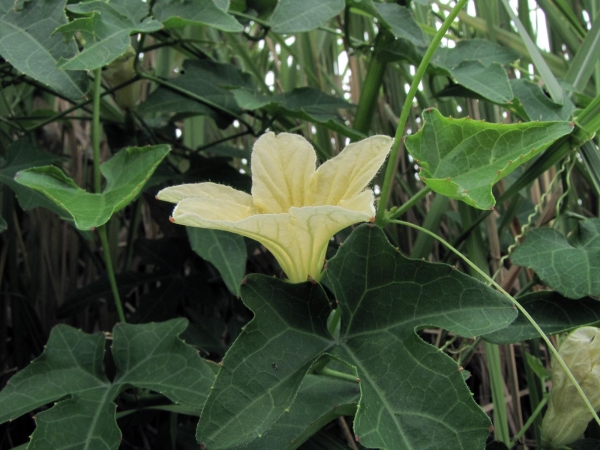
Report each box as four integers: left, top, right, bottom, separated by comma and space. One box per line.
448, 61, 514, 104
483, 291, 600, 344
404, 108, 573, 210
153, 0, 243, 31
187, 228, 247, 296
374, 3, 427, 47
0, 319, 214, 450
0, 0, 89, 99
510, 219, 600, 299
197, 225, 516, 450
14, 145, 170, 230
139, 59, 253, 120
325, 225, 517, 450
431, 40, 519, 105
54, 0, 163, 70
242, 375, 360, 450
196, 278, 334, 449
270, 0, 344, 33
510, 79, 576, 122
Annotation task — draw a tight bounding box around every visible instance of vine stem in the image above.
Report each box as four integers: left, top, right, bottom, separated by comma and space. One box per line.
388, 219, 600, 428
92, 68, 126, 323
92, 68, 102, 193
376, 0, 469, 225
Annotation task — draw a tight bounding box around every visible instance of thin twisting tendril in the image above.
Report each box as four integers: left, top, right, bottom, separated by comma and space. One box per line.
490, 154, 572, 284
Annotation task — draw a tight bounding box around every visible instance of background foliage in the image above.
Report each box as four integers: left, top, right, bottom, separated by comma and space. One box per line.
2, 0, 600, 449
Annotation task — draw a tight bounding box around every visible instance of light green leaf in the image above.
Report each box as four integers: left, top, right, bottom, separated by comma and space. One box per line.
325, 225, 516, 450
270, 0, 344, 33
374, 3, 427, 47
565, 12, 600, 92
14, 145, 170, 230
510, 79, 576, 121
243, 375, 359, 450
0, 0, 89, 99
0, 319, 214, 450
196, 279, 333, 449
55, 0, 163, 70
404, 108, 573, 210
0, 139, 71, 220
153, 0, 243, 31
432, 39, 520, 69
511, 219, 600, 299
483, 291, 600, 344
187, 227, 247, 296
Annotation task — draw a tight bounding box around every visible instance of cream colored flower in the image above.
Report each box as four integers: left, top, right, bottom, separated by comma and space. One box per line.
542, 327, 600, 448
157, 132, 392, 283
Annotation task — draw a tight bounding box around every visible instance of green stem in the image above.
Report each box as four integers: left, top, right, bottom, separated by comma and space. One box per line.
92, 67, 125, 324
376, 0, 469, 225
327, 307, 342, 337
386, 187, 431, 221
352, 31, 390, 136
315, 367, 360, 384
92, 68, 102, 194
510, 395, 548, 448
389, 219, 600, 429
98, 226, 126, 323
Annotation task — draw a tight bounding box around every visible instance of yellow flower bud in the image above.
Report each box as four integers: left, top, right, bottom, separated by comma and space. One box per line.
541, 327, 600, 448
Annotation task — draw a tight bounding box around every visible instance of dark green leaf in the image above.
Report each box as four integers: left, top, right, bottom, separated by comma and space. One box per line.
0, 0, 89, 99
55, 0, 162, 70
374, 3, 427, 47
404, 108, 573, 210
196, 278, 333, 449
510, 79, 576, 121
0, 319, 215, 449
139, 60, 253, 119
243, 375, 359, 450
15, 145, 170, 230
450, 61, 513, 104
325, 225, 517, 450
511, 219, 600, 299
153, 0, 243, 31
270, 0, 344, 33
235, 86, 364, 141
0, 139, 71, 220
571, 439, 600, 450
187, 228, 247, 296
0, 215, 6, 233
482, 291, 600, 344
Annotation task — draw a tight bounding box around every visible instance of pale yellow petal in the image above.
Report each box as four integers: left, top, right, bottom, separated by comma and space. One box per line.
251, 132, 316, 213
309, 135, 392, 206
172, 201, 371, 283
157, 182, 253, 207
338, 189, 376, 216
172, 198, 254, 222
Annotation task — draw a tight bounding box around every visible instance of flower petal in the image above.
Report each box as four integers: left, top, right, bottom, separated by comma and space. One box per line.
338, 189, 376, 216
172, 201, 370, 283
157, 182, 253, 207
251, 132, 316, 213
309, 135, 392, 206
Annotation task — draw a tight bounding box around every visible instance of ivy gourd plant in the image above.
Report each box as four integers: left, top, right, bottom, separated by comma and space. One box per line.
2, 0, 600, 449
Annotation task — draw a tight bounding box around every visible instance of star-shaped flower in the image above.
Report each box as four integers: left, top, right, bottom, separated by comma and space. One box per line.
157, 132, 392, 283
